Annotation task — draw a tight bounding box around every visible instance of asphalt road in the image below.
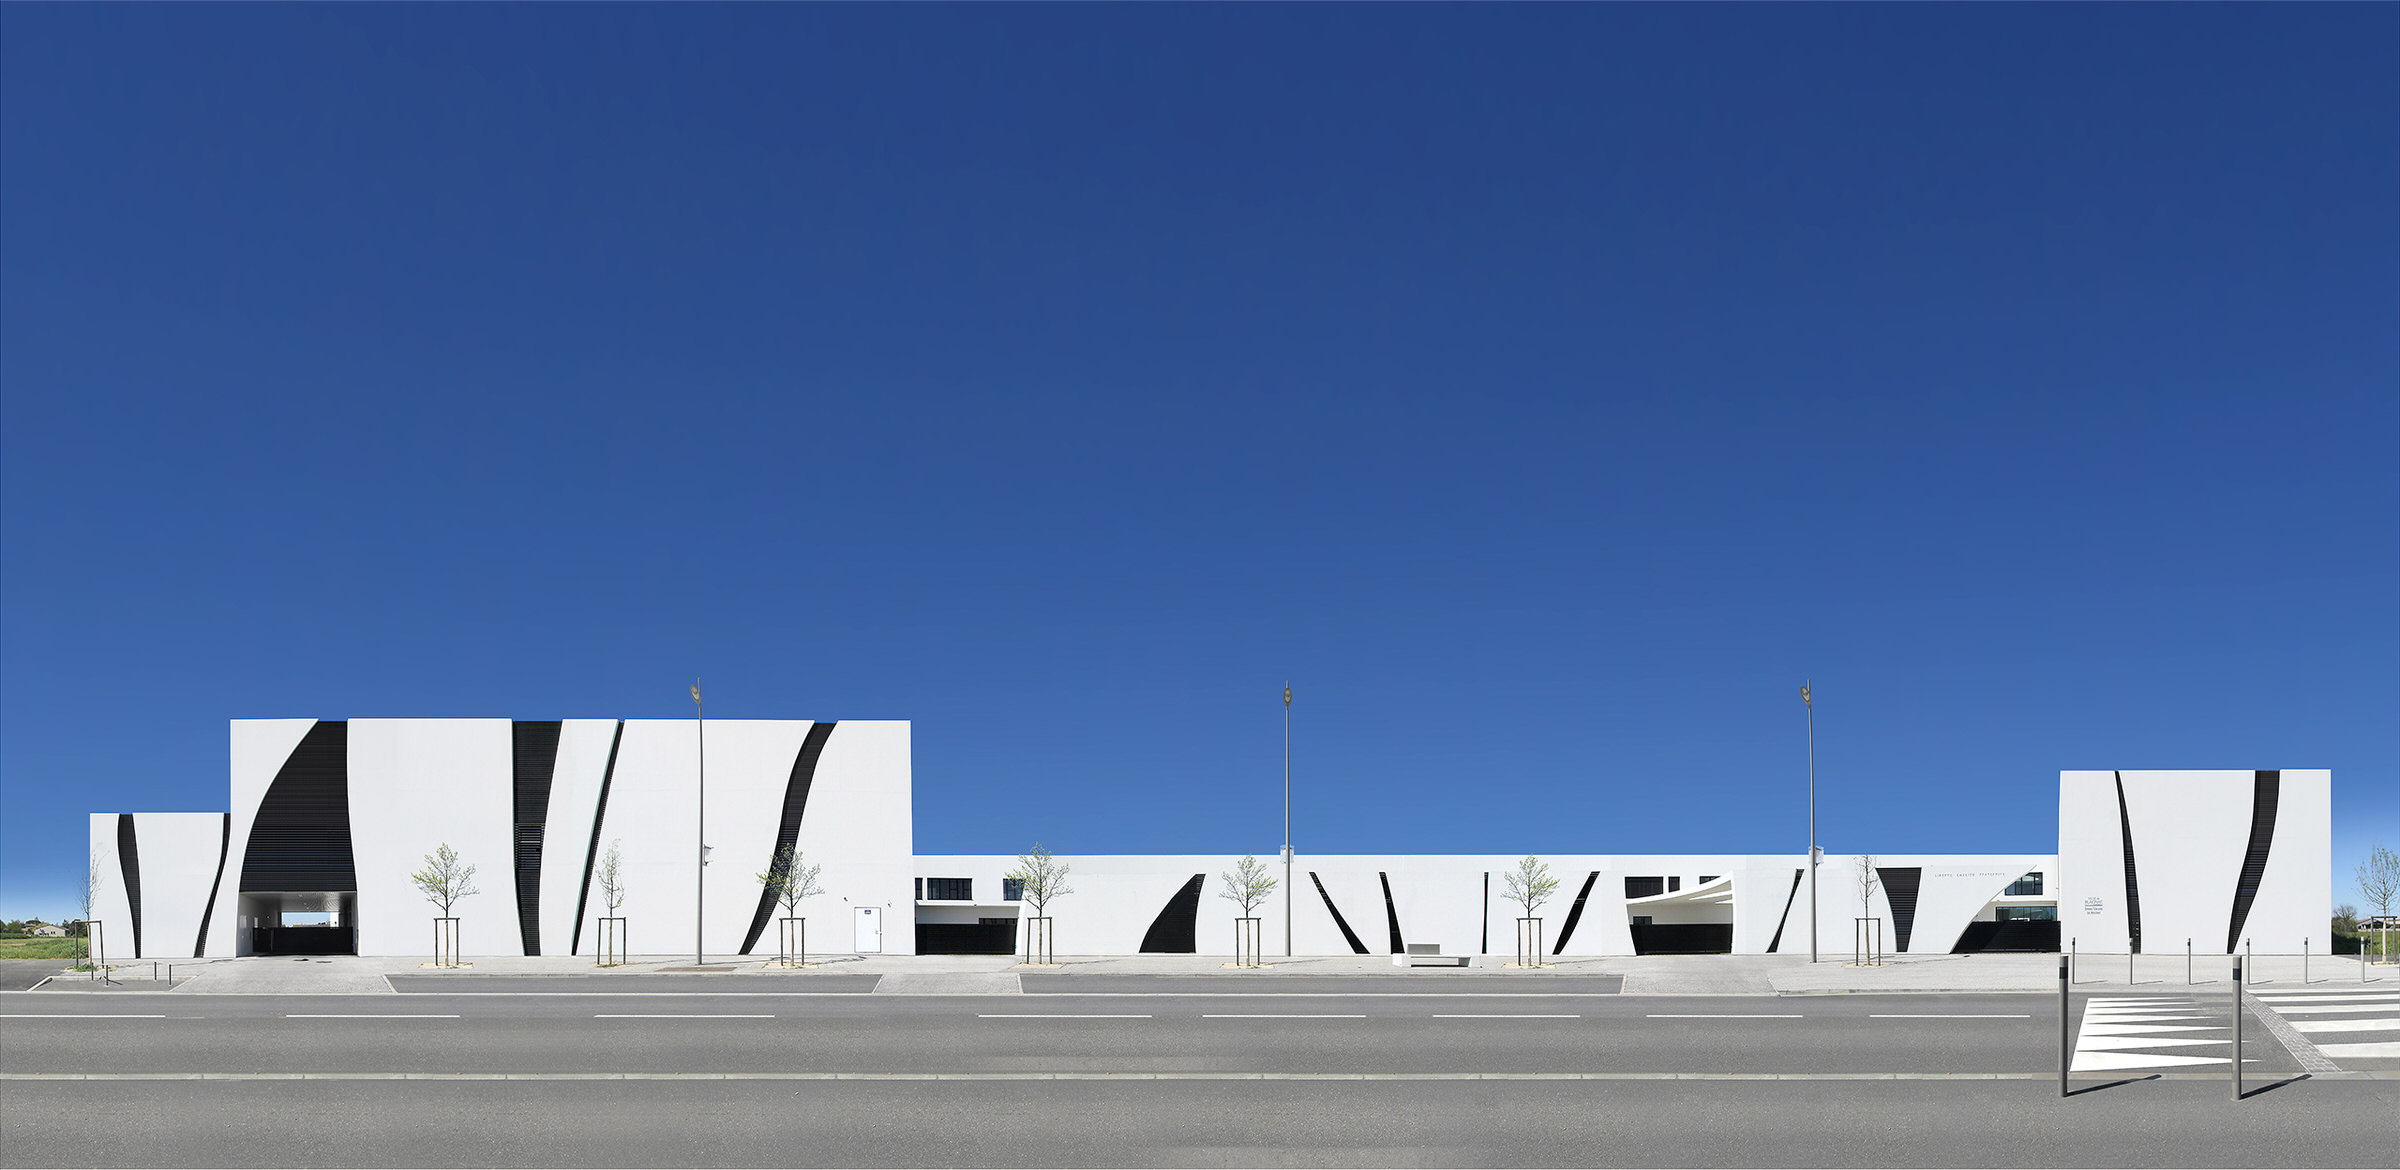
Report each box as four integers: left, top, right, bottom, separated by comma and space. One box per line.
3, 990, 2390, 1167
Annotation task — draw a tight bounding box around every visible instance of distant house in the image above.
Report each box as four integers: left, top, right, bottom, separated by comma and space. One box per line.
28, 921, 66, 937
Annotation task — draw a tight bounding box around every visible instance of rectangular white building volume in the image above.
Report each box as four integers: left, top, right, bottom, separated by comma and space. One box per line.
85, 721, 2331, 962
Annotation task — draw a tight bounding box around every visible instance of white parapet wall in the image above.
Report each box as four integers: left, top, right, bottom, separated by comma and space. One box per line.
913, 852, 2058, 958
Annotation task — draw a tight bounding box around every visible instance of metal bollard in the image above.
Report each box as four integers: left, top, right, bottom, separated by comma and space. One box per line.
2129, 945, 2135, 987
2071, 937, 2078, 984
2304, 938, 2309, 984
2231, 957, 2244, 1100
2187, 938, 2193, 985
2245, 938, 2252, 985
2058, 953, 2071, 1098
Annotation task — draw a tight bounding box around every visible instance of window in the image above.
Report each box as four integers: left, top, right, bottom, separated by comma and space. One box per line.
1625, 876, 1664, 899
1002, 878, 1024, 901
924, 878, 972, 901
1699, 875, 1719, 885
1995, 906, 2056, 922
914, 878, 923, 900
1667, 876, 1682, 893
1631, 915, 1653, 926
978, 917, 1015, 927
2006, 872, 2044, 897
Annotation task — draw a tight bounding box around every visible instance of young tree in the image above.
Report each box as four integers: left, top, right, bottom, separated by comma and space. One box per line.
1007, 844, 1073, 917
1217, 854, 1277, 917
411, 843, 480, 917
757, 843, 825, 920
598, 840, 627, 917
2359, 843, 2399, 963
1503, 855, 1559, 920
78, 859, 99, 969
1856, 854, 1881, 919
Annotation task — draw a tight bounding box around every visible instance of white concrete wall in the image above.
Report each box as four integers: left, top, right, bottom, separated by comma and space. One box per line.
2059, 770, 2329, 956
575, 719, 914, 959
348, 719, 517, 958
792, 720, 914, 955
86, 813, 236, 960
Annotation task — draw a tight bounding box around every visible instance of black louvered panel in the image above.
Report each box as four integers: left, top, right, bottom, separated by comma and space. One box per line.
1379, 872, 1405, 954
195, 813, 230, 957
2227, 771, 2280, 953
570, 722, 626, 956
117, 815, 142, 958
2115, 771, 2143, 953
740, 722, 839, 956
1766, 868, 1804, 954
1310, 873, 1369, 954
1625, 876, 1664, 899
511, 721, 563, 957
240, 722, 356, 893
1877, 867, 1923, 951
1551, 871, 1601, 954
1138, 874, 1205, 954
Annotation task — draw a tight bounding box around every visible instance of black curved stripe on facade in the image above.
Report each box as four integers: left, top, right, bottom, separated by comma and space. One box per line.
1551, 871, 1601, 955
1877, 867, 1923, 952
194, 813, 231, 957
1379, 873, 1405, 953
1138, 874, 1206, 954
512, 721, 563, 957
2115, 771, 2143, 954
117, 814, 142, 958
2227, 770, 2280, 953
1310, 872, 1369, 954
1766, 868, 1804, 953
570, 721, 626, 956
239, 721, 356, 893
740, 722, 839, 956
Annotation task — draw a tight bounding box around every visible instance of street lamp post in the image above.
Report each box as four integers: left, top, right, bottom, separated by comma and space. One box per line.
1282, 682, 1293, 959
692, 680, 705, 967
1803, 681, 1817, 965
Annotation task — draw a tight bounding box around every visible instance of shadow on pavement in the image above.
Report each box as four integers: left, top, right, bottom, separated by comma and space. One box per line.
2066, 1074, 2161, 1097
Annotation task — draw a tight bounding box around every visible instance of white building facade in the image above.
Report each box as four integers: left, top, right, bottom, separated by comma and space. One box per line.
85, 723, 2328, 962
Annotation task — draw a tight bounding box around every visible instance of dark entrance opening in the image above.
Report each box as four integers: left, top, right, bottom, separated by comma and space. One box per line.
916, 918, 1017, 954
1952, 920, 2061, 953
252, 925, 355, 955
239, 894, 357, 956
1629, 923, 1733, 954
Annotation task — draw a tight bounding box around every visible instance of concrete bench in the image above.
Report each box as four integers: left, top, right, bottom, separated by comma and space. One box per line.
1394, 943, 1473, 968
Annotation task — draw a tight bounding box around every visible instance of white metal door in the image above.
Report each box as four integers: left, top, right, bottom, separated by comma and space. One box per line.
855, 906, 882, 953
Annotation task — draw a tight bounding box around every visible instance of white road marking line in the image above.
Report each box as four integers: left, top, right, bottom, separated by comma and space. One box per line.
1430, 1014, 1580, 1019
2314, 1041, 2400, 1058
2259, 1003, 2400, 1014
1869, 1014, 2029, 1019
284, 1014, 461, 1019
0, 1071, 2249, 1082
1202, 1014, 1367, 1019
2289, 1017, 2400, 1034
1646, 1014, 1803, 1019
592, 1014, 774, 1019
0, 1014, 166, 1019
976, 1014, 1152, 1019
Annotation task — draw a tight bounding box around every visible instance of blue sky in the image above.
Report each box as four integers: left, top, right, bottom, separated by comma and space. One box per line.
3, 6, 2394, 920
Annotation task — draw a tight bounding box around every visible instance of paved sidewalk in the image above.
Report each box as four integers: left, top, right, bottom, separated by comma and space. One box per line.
30, 949, 2333, 997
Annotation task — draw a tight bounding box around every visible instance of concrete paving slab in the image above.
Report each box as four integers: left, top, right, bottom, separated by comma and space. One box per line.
874, 972, 1021, 995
